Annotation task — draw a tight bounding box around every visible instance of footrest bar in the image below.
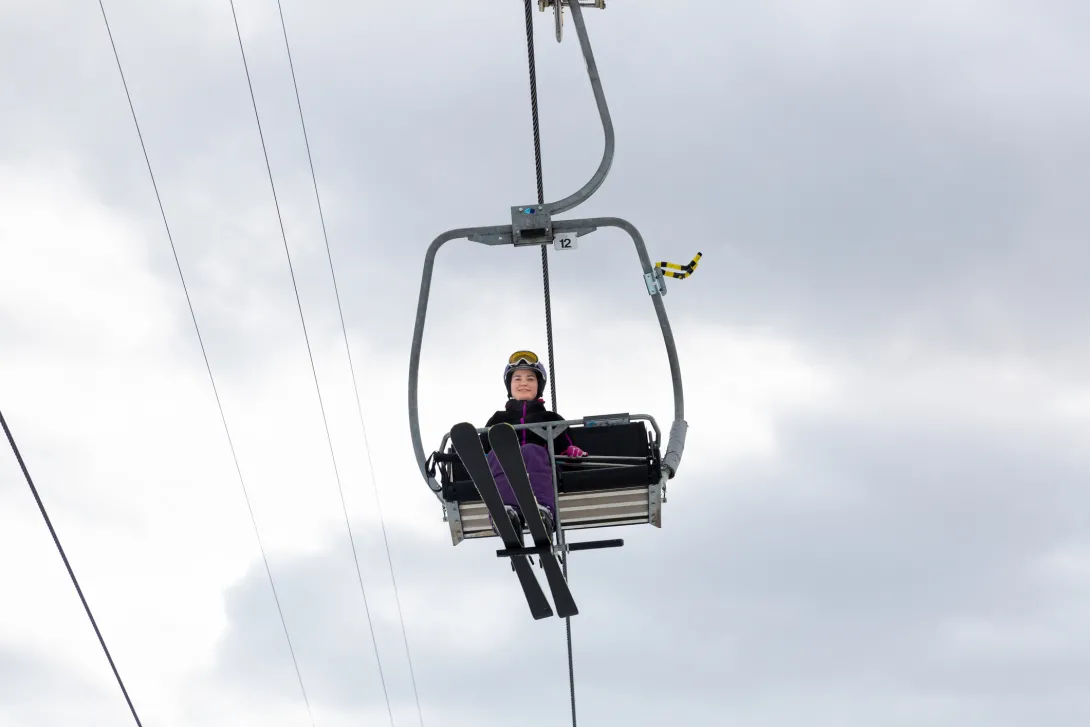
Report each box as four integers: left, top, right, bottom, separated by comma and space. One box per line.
496, 538, 624, 558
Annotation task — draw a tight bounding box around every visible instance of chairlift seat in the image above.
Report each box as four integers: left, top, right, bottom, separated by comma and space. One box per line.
434, 419, 664, 544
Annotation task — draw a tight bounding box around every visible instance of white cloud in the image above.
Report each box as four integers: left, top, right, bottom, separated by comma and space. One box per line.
0, 154, 832, 724
0, 157, 422, 725
4, 0, 1090, 724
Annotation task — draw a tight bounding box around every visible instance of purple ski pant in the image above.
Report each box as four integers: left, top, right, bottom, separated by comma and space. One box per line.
486, 442, 557, 518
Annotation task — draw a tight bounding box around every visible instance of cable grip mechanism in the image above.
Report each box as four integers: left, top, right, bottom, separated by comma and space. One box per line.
512, 205, 553, 246
538, 0, 607, 43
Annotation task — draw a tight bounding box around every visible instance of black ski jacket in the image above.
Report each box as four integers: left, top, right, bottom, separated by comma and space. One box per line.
482, 398, 575, 455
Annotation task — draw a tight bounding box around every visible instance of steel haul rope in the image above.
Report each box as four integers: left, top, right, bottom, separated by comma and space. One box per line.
2, 409, 144, 727
521, 2, 577, 726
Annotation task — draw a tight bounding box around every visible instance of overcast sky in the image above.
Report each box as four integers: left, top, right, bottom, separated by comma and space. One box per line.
2, 0, 1089, 725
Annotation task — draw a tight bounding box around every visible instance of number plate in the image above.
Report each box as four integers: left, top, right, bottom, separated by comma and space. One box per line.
553, 232, 579, 251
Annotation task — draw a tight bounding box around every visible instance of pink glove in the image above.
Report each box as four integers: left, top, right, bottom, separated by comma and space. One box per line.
564, 444, 588, 457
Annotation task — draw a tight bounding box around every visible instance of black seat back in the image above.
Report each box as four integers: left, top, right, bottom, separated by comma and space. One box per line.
440, 421, 659, 503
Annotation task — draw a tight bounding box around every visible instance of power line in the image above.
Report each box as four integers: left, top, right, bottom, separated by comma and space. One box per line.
270, 2, 425, 724
224, 1, 395, 722
96, 2, 316, 724
2, 409, 144, 727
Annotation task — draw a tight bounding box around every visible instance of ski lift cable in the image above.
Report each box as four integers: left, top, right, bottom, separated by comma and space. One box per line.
269, 0, 426, 724
519, 2, 576, 725
95, 2, 317, 723
1, 409, 145, 727
520, 0, 558, 409
224, 1, 396, 722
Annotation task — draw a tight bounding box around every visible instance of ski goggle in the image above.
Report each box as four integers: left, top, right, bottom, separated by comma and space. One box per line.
507, 350, 540, 366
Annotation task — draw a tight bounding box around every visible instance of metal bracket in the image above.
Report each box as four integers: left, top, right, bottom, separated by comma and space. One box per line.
444, 500, 464, 544
512, 205, 552, 246
527, 422, 570, 441
649, 477, 664, 526
467, 229, 514, 246
539, 0, 607, 43
644, 268, 667, 296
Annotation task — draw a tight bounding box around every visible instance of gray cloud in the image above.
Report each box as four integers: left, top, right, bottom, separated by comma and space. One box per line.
14, 0, 1085, 381
6, 1, 1090, 725
200, 368, 1090, 725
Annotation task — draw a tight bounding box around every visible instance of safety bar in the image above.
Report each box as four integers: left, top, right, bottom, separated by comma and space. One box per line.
433, 453, 646, 464
436, 414, 662, 455
408, 219, 687, 497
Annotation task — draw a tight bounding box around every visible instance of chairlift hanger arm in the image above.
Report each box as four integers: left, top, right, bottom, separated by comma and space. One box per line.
408, 224, 509, 495
407, 217, 687, 498
409, 2, 687, 497
557, 217, 687, 479
538, 0, 614, 217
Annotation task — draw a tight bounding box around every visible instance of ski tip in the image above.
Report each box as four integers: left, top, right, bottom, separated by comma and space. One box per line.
489, 421, 516, 438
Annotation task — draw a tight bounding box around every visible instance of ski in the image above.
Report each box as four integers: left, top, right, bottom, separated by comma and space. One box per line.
488, 423, 579, 618
449, 422, 554, 620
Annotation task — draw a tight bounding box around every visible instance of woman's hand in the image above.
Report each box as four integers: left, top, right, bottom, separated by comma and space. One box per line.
563, 444, 588, 457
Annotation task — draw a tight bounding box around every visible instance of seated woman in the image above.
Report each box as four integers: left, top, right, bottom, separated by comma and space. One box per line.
482, 350, 587, 537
